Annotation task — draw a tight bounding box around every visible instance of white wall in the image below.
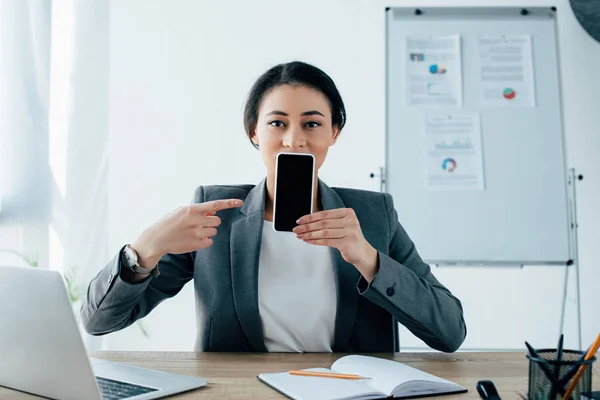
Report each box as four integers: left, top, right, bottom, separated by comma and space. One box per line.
106, 0, 600, 351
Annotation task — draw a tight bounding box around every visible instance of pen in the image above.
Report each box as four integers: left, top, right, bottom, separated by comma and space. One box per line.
558, 346, 590, 388
525, 341, 559, 390
288, 370, 370, 380
562, 333, 600, 400
556, 334, 564, 366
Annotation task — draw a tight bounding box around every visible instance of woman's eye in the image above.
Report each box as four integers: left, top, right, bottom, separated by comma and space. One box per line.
305, 121, 321, 128
269, 120, 285, 127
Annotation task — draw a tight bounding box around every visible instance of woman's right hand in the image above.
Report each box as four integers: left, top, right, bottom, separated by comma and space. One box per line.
130, 199, 244, 269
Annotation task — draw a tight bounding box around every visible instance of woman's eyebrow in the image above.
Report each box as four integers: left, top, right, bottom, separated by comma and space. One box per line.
265, 110, 325, 117
266, 110, 287, 117
301, 110, 325, 117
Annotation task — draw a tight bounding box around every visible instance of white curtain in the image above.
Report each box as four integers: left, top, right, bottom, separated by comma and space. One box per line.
0, 0, 110, 350
49, 0, 110, 282
49, 0, 110, 349
0, 0, 51, 266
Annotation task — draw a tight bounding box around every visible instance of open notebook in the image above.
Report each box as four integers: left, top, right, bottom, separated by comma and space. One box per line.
258, 355, 467, 400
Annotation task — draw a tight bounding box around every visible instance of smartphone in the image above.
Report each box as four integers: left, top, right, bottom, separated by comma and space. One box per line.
273, 153, 315, 232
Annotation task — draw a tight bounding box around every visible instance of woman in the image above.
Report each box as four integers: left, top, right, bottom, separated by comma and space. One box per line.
82, 61, 466, 353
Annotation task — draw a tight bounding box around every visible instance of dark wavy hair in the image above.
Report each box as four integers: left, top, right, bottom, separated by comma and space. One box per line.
243, 61, 346, 149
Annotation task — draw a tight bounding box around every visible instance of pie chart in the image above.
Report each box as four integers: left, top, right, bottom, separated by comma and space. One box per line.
429, 64, 447, 74
442, 158, 457, 172
503, 88, 516, 100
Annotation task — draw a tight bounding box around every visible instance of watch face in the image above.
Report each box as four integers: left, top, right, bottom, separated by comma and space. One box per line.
122, 246, 137, 267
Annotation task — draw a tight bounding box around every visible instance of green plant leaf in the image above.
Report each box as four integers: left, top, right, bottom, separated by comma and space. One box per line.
0, 249, 38, 267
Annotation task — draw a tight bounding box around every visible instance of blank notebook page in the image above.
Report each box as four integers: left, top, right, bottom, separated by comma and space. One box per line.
332, 355, 455, 395
258, 368, 382, 400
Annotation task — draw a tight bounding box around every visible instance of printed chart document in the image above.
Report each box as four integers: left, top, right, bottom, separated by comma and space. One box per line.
405, 34, 463, 108
258, 355, 467, 400
477, 34, 536, 107
424, 113, 485, 191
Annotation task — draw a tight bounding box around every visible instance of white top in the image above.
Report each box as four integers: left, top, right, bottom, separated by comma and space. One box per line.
258, 220, 337, 352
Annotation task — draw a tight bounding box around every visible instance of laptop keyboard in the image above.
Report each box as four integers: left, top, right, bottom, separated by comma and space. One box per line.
97, 376, 158, 400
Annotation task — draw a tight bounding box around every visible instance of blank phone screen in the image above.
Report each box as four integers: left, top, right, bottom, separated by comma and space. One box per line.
273, 153, 314, 232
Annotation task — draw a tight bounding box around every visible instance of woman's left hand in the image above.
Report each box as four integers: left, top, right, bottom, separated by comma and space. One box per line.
293, 208, 379, 282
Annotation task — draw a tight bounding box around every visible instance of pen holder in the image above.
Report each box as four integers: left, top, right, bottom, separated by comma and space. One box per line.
528, 349, 596, 400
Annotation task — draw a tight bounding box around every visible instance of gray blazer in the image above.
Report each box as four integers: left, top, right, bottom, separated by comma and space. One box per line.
81, 179, 466, 352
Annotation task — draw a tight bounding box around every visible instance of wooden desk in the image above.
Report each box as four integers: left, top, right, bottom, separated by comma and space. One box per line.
1, 351, 598, 399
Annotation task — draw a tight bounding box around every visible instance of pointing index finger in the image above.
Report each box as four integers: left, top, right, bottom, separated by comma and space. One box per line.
192, 199, 243, 214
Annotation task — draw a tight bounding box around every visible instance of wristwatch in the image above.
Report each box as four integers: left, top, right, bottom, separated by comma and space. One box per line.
121, 244, 157, 276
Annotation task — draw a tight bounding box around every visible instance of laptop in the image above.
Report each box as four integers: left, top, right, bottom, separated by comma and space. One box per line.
0, 265, 207, 400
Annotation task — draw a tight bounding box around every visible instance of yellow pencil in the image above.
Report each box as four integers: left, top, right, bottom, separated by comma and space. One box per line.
563, 333, 600, 399
289, 370, 369, 380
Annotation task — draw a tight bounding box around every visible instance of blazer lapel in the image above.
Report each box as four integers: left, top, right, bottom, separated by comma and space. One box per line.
230, 178, 268, 352
318, 180, 359, 352
230, 178, 359, 352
